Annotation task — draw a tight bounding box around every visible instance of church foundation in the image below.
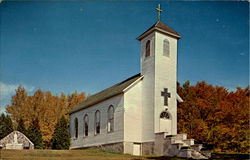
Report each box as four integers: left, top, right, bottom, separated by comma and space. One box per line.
141, 142, 154, 155
98, 142, 124, 153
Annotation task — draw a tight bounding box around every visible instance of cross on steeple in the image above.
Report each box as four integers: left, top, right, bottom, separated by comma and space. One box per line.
156, 4, 163, 21
161, 88, 171, 106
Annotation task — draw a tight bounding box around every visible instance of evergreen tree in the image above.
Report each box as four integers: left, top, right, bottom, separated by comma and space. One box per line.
27, 118, 44, 149
0, 113, 14, 139
17, 118, 27, 136
51, 116, 70, 150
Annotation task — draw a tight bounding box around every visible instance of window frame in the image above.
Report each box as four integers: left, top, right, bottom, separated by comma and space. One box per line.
145, 40, 151, 57
163, 39, 170, 57
74, 118, 78, 139
84, 114, 89, 137
160, 111, 171, 120
95, 110, 101, 135
107, 105, 114, 133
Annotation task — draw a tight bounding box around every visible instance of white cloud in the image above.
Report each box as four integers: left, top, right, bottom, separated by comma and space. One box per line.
0, 82, 19, 97
0, 82, 35, 113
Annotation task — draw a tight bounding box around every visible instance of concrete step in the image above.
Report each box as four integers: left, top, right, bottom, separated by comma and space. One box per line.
173, 139, 184, 144
191, 144, 203, 151
175, 133, 187, 141
183, 139, 194, 146
178, 148, 209, 159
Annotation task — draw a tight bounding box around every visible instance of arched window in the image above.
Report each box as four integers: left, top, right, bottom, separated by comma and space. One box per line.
163, 39, 170, 57
145, 40, 150, 57
107, 105, 114, 133
160, 111, 170, 119
84, 114, 89, 137
95, 110, 101, 135
74, 118, 78, 138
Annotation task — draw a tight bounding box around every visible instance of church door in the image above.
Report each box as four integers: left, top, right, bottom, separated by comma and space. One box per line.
159, 111, 172, 135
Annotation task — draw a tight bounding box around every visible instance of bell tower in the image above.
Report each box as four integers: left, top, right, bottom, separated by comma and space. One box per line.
137, 5, 182, 141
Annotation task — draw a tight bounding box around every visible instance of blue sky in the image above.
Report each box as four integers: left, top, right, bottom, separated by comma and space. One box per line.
0, 1, 249, 113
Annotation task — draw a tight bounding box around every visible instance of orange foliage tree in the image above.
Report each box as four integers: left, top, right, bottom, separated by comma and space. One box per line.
6, 86, 86, 148
177, 81, 249, 153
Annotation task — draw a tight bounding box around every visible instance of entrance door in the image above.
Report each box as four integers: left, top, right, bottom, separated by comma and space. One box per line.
133, 144, 141, 156
160, 119, 172, 134
159, 111, 172, 135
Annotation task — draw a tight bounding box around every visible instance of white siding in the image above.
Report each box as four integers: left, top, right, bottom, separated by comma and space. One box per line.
124, 80, 142, 142
140, 32, 156, 142
70, 94, 124, 149
154, 32, 178, 135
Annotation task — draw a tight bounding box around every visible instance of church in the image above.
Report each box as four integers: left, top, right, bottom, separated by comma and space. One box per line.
68, 5, 210, 159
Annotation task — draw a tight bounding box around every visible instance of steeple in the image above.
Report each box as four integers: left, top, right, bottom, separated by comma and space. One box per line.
138, 4, 181, 136
137, 4, 181, 41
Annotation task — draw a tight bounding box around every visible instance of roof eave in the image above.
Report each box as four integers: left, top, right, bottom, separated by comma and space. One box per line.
68, 92, 124, 115
123, 75, 144, 93
136, 27, 182, 41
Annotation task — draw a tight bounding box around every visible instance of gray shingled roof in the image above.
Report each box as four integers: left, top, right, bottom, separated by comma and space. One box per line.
68, 73, 142, 115
137, 21, 182, 40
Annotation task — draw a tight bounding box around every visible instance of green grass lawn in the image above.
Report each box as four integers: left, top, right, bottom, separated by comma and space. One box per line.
0, 149, 184, 160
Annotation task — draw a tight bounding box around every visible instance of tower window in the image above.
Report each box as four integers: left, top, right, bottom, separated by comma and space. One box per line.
163, 39, 170, 57
84, 114, 89, 137
95, 110, 101, 135
107, 105, 114, 133
160, 111, 170, 119
145, 40, 150, 57
74, 118, 78, 138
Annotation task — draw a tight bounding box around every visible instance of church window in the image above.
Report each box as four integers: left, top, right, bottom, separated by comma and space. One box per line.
145, 40, 150, 57
84, 114, 89, 137
163, 39, 170, 57
95, 110, 101, 135
160, 111, 170, 119
107, 105, 114, 133
74, 118, 78, 138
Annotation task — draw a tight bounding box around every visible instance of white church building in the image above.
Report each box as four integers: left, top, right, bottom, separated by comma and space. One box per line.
69, 5, 210, 159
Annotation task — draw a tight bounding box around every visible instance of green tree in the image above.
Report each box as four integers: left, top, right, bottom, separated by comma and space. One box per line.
27, 118, 44, 149
17, 118, 27, 136
51, 116, 70, 150
0, 113, 14, 139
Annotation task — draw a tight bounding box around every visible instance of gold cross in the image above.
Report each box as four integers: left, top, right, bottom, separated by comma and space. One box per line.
156, 4, 163, 21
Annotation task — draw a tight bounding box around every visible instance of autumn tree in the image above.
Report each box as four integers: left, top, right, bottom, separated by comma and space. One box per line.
0, 113, 14, 139
6, 86, 86, 148
51, 116, 70, 150
177, 81, 249, 153
6, 86, 28, 123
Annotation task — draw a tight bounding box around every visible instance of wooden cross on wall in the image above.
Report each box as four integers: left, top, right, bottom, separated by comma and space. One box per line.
161, 88, 171, 106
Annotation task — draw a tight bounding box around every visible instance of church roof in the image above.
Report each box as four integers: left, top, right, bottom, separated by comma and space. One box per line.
68, 73, 143, 115
137, 21, 182, 40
